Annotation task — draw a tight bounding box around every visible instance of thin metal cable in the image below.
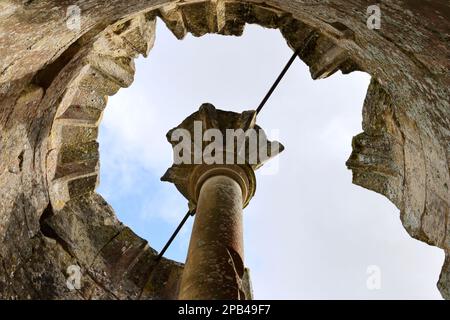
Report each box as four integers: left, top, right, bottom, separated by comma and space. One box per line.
156, 42, 309, 260
256, 49, 300, 114
256, 37, 314, 115
155, 209, 195, 261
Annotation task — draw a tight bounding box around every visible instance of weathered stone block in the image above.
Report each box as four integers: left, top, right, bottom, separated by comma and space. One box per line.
88, 54, 136, 88
159, 3, 187, 39
59, 141, 99, 165
116, 15, 157, 57
71, 65, 121, 97
310, 44, 347, 79
67, 175, 99, 199
57, 105, 103, 127
55, 159, 99, 179
63, 88, 108, 111
58, 126, 98, 147
246, 4, 288, 29
218, 1, 247, 36
43, 194, 124, 266
280, 18, 315, 51
180, 1, 212, 37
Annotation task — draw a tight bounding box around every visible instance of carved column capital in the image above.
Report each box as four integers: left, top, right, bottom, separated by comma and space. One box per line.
161, 103, 284, 208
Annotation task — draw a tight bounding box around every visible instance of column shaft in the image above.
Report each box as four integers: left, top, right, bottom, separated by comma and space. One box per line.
178, 175, 245, 300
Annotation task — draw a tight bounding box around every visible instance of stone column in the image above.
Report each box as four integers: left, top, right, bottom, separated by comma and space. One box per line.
162, 103, 283, 300
180, 174, 244, 299
179, 164, 255, 299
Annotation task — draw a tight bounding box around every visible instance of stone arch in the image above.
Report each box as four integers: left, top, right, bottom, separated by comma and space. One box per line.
0, 0, 448, 299
46, 13, 157, 210
46, 2, 365, 212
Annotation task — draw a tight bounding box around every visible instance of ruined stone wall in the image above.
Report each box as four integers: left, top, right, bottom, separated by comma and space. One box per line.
0, 0, 448, 299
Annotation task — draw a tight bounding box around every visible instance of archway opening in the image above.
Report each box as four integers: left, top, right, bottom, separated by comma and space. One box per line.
96, 19, 444, 299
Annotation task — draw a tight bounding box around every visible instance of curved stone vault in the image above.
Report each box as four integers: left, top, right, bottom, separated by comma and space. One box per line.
0, 0, 448, 299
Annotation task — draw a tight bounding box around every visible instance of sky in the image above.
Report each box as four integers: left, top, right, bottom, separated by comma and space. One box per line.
97, 20, 445, 299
